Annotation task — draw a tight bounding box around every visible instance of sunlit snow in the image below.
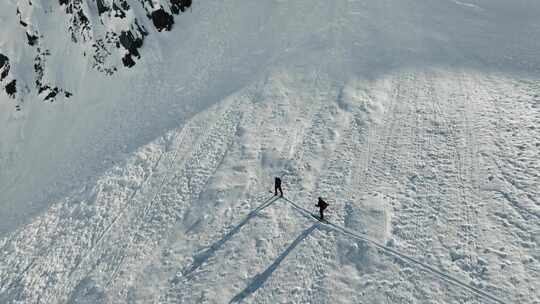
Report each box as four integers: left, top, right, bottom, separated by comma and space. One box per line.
1, 0, 539, 303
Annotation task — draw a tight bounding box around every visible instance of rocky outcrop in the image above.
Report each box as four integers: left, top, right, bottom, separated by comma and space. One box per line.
1, 0, 193, 108
0, 54, 15, 99
59, 0, 93, 44
0, 54, 9, 82
32, 48, 72, 102
170, 0, 192, 14
5, 80, 17, 98
59, 0, 192, 71
26, 32, 39, 46
119, 22, 148, 67
139, 0, 192, 32
151, 8, 174, 32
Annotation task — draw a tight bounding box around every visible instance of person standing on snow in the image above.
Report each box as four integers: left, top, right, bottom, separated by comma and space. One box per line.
316, 197, 328, 220
274, 177, 283, 197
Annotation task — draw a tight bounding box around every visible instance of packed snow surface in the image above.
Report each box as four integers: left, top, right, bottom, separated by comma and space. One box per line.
1, 0, 539, 303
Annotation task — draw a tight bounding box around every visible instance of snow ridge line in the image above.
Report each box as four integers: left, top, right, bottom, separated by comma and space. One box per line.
280, 197, 507, 304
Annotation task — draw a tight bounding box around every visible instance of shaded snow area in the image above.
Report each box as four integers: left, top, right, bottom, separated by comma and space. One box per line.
1, 0, 540, 303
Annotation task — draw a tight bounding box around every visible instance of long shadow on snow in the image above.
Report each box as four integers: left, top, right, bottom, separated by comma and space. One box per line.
182, 195, 279, 276
229, 223, 319, 304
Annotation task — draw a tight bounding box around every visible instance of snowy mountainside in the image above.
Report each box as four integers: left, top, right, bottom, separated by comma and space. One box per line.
1, 0, 540, 303
1, 70, 539, 303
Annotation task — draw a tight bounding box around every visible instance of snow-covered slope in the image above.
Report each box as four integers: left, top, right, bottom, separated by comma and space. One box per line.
0, 0, 193, 232
1, 0, 539, 303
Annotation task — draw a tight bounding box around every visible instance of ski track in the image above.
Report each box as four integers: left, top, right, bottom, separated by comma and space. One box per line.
162, 73, 345, 304
1, 70, 539, 303
99, 99, 244, 303
282, 197, 506, 304
0, 142, 166, 302
61, 105, 225, 303
0, 97, 244, 303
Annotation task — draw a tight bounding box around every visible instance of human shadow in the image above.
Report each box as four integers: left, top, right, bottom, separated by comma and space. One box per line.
229, 223, 319, 304
182, 195, 279, 276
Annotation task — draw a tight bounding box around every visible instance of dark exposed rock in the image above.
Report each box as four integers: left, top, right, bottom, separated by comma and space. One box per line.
0, 54, 7, 68
92, 37, 117, 75
61, 0, 92, 43
57, 0, 189, 72
151, 8, 174, 32
4, 0, 194, 107
0, 54, 9, 81
137, 21, 148, 36
26, 32, 39, 46
119, 30, 143, 58
38, 85, 49, 94
170, 0, 192, 14
44, 87, 59, 101
112, 3, 127, 18
17, 7, 28, 27
122, 54, 136, 67
77, 9, 89, 25
38, 84, 63, 101
96, 0, 129, 18
96, 0, 107, 15
119, 0, 129, 10
117, 20, 147, 67
33, 49, 63, 101
6, 80, 16, 97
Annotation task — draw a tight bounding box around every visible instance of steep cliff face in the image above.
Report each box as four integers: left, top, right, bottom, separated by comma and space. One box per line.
0, 0, 192, 109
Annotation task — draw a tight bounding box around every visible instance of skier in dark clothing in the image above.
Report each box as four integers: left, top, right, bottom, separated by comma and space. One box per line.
316, 197, 328, 220
274, 177, 283, 197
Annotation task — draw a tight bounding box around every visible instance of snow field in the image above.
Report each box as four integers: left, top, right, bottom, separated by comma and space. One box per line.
2, 69, 538, 303
1, 0, 540, 303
